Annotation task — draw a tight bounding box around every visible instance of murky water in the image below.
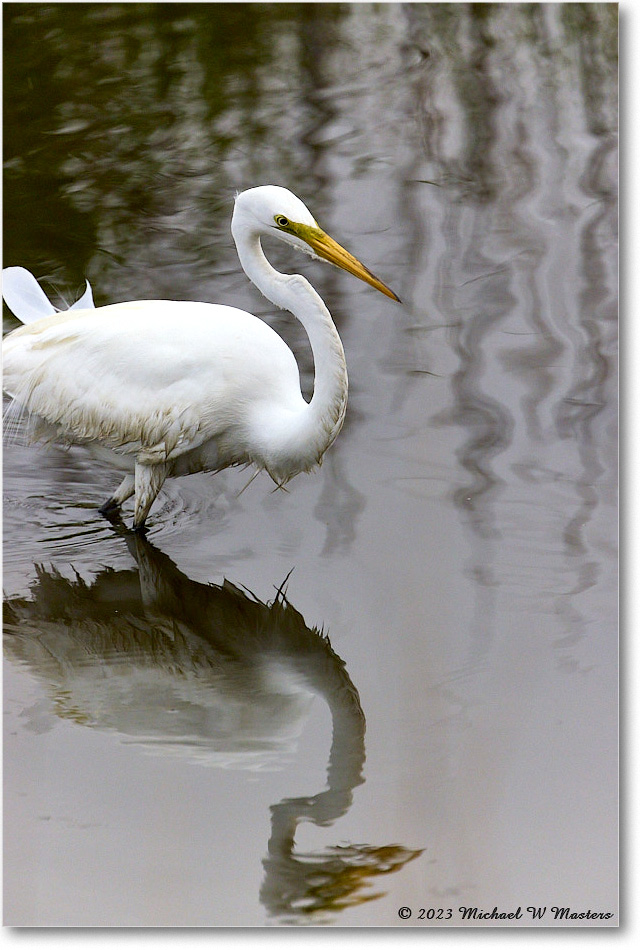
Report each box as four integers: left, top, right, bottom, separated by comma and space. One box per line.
3, 3, 618, 928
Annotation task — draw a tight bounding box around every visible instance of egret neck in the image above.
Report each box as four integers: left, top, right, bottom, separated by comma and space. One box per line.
231, 222, 348, 481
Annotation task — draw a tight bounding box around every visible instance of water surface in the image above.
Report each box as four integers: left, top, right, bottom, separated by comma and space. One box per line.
3, 2, 618, 927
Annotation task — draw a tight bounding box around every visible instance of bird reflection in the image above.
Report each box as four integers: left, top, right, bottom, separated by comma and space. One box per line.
3, 523, 422, 922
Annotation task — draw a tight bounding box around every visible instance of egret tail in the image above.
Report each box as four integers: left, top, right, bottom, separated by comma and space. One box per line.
2, 266, 95, 324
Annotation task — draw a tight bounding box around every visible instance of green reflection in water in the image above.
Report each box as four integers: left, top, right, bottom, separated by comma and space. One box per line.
3, 3, 350, 286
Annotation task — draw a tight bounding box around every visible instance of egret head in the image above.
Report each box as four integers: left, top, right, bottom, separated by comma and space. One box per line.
233, 185, 400, 301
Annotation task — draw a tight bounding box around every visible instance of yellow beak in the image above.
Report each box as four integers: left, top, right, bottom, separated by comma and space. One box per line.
303, 227, 400, 302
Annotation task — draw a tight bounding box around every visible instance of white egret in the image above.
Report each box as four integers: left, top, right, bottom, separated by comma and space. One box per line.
3, 185, 398, 529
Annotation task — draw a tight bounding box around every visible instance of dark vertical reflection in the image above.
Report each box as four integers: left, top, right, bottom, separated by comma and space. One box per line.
404, 5, 516, 666
396, 2, 617, 668
400, 3, 516, 541
423, 6, 515, 532
551, 4, 618, 662
294, 5, 368, 553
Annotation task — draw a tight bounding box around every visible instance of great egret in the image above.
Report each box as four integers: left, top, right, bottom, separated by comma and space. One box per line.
3, 185, 398, 529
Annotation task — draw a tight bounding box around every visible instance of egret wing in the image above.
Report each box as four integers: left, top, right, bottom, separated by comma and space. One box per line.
3, 299, 302, 464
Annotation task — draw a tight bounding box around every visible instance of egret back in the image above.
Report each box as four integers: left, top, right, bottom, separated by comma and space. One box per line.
3, 300, 305, 472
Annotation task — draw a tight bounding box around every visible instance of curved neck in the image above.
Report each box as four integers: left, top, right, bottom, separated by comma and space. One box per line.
232, 225, 348, 468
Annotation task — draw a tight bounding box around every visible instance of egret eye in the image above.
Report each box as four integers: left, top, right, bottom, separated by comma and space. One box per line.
274, 215, 290, 228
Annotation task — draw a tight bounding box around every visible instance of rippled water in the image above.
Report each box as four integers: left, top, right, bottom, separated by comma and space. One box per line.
3, 3, 618, 928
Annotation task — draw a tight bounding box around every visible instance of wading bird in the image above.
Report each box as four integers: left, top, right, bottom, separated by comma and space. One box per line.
2, 186, 398, 529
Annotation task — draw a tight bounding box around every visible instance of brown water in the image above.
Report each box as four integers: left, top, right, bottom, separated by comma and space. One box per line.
3, 3, 618, 927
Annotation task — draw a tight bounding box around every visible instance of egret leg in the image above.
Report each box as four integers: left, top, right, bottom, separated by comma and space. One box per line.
99, 473, 135, 515
133, 461, 167, 531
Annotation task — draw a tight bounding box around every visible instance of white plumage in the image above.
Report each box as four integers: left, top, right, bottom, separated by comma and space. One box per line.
3, 185, 397, 529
